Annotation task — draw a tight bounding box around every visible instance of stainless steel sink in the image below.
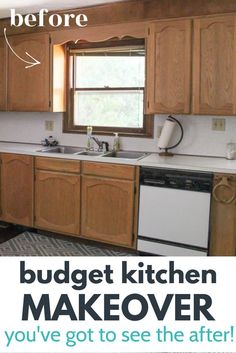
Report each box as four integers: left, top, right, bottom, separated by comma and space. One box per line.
37, 146, 84, 154
103, 151, 147, 160
37, 146, 147, 160
77, 151, 104, 156
37, 146, 104, 156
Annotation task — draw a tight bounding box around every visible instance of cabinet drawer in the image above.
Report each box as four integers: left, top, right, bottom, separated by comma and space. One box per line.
82, 161, 135, 180
35, 157, 80, 173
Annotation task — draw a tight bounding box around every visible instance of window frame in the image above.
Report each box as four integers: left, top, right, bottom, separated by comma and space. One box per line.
63, 38, 154, 138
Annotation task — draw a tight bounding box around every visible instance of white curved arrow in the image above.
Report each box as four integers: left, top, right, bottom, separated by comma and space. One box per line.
4, 28, 41, 69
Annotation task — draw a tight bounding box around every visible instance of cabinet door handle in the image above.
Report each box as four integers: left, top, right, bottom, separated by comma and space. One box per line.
213, 176, 236, 204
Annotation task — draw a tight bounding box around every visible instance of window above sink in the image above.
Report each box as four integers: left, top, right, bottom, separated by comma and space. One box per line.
64, 37, 154, 138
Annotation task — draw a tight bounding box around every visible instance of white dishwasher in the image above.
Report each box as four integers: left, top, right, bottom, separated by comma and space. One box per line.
138, 167, 213, 256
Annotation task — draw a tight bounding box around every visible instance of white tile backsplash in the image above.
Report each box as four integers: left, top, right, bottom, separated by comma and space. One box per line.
0, 112, 235, 157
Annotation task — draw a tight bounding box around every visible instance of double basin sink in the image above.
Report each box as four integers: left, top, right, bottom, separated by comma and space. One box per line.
37, 146, 147, 160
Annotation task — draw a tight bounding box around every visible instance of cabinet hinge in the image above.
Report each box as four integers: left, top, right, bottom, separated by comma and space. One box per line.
49, 100, 52, 108
147, 101, 150, 109
134, 186, 137, 194
49, 36, 52, 45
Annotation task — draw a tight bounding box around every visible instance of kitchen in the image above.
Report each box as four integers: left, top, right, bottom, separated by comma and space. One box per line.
0, 0, 236, 256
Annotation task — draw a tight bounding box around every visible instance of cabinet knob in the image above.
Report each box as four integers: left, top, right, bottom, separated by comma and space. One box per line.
213, 176, 236, 204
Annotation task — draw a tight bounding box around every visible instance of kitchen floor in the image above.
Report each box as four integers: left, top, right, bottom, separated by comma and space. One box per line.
0, 226, 137, 256
0, 222, 22, 243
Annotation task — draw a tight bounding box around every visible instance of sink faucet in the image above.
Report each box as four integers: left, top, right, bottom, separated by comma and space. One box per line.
91, 137, 109, 152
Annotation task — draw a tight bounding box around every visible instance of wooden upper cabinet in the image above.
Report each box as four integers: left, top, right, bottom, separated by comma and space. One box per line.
146, 19, 192, 114
0, 37, 7, 111
0, 153, 34, 226
8, 33, 50, 111
193, 16, 236, 115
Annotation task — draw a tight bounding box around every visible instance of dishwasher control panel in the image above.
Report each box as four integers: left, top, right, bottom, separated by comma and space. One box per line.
140, 167, 213, 193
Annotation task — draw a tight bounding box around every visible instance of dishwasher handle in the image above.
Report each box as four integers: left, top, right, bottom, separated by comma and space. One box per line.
142, 179, 166, 187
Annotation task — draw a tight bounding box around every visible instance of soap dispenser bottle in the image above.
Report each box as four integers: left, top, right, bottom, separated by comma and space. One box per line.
86, 126, 93, 150
113, 133, 120, 151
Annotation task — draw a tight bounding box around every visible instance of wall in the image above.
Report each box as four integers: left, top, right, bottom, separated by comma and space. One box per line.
0, 112, 235, 157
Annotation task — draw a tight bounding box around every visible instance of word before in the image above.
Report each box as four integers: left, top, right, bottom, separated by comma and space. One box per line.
10, 9, 88, 28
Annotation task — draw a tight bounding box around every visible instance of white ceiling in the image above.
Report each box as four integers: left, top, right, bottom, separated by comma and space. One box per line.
0, 0, 127, 19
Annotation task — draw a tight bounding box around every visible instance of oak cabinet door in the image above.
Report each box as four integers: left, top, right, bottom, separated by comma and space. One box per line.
0, 38, 7, 111
35, 170, 80, 235
1, 153, 33, 226
146, 19, 191, 114
8, 33, 50, 111
210, 174, 236, 256
81, 176, 135, 247
193, 16, 236, 115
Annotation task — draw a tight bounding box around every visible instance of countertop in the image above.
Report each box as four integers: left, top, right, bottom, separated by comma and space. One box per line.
0, 142, 138, 165
137, 153, 236, 174
0, 141, 236, 174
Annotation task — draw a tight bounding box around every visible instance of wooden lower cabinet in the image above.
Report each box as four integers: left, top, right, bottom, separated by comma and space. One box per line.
34, 158, 137, 248
81, 175, 135, 247
0, 153, 33, 226
0, 38, 7, 111
35, 170, 80, 235
1, 153, 236, 254
210, 174, 236, 256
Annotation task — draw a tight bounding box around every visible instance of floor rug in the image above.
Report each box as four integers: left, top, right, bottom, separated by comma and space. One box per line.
0, 231, 135, 256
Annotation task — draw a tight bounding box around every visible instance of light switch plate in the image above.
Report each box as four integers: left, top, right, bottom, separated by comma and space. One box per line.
212, 118, 225, 131
45, 120, 54, 131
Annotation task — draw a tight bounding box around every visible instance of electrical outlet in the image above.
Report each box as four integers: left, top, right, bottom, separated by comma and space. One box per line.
212, 118, 226, 131
157, 126, 163, 138
45, 120, 54, 131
